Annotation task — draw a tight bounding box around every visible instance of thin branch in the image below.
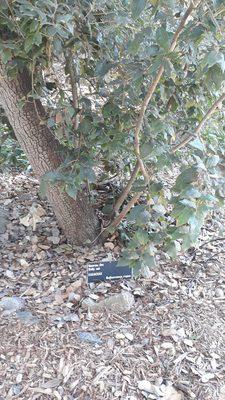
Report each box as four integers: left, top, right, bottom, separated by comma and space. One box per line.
133, 2, 196, 181
114, 161, 140, 213
109, 192, 141, 230
112, 1, 197, 216
65, 49, 79, 130
173, 92, 225, 152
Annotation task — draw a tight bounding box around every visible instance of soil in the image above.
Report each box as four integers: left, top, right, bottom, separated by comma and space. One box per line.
0, 172, 225, 400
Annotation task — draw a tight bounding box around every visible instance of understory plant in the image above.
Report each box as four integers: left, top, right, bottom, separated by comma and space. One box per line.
1, 0, 225, 271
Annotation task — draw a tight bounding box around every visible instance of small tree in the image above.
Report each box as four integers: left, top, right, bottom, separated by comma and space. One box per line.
0, 0, 225, 270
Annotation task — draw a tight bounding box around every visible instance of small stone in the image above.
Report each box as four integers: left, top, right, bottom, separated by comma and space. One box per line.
183, 339, 193, 347
5, 270, 15, 279
161, 328, 177, 337
215, 288, 224, 298
63, 313, 79, 322
133, 287, 145, 296
68, 293, 81, 303
161, 342, 174, 349
81, 298, 96, 309
48, 236, 60, 245
77, 331, 102, 345
16, 311, 39, 325
176, 328, 186, 338
0, 297, 25, 314
115, 332, 125, 340
162, 385, 183, 400
97, 291, 135, 313
12, 384, 22, 395
124, 332, 134, 341
201, 373, 215, 383
69, 279, 83, 291
88, 293, 99, 300
104, 241, 115, 250
19, 259, 29, 268
138, 380, 154, 393
16, 373, 23, 383
82, 291, 135, 313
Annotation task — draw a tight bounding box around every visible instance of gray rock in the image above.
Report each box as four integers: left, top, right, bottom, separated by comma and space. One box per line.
63, 313, 80, 322
83, 291, 135, 313
77, 331, 102, 345
12, 385, 22, 395
0, 296, 25, 315
138, 380, 155, 393
215, 288, 224, 298
0, 207, 8, 234
81, 298, 96, 309
16, 311, 40, 325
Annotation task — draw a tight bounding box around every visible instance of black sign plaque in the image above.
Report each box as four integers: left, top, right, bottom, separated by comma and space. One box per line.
87, 261, 132, 283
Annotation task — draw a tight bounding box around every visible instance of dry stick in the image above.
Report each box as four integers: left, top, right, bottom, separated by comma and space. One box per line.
173, 92, 225, 152
65, 49, 79, 130
113, 2, 196, 217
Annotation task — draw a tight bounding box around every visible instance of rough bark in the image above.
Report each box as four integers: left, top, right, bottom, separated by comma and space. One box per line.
0, 64, 99, 245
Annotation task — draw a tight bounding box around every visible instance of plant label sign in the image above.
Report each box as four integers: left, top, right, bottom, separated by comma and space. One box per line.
87, 261, 132, 283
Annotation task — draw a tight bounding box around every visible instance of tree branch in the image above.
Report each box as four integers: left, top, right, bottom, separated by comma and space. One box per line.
112, 2, 197, 217
65, 49, 79, 130
172, 92, 225, 152
109, 192, 142, 230
114, 161, 140, 213
133, 2, 196, 180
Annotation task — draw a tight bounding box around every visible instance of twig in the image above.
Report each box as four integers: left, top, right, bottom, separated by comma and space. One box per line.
111, 2, 197, 222
65, 49, 79, 130
199, 237, 225, 249
173, 92, 225, 152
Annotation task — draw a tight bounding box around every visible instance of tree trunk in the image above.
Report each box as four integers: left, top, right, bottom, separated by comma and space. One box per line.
0, 64, 99, 245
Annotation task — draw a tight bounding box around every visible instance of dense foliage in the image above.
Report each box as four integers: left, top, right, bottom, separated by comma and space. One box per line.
1, 0, 225, 272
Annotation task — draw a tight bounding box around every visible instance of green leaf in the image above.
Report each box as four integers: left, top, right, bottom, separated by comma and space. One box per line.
180, 199, 196, 209
171, 202, 195, 226
163, 58, 174, 78
206, 65, 225, 89
206, 155, 220, 168
190, 138, 205, 152
47, 117, 55, 128
95, 61, 115, 77
188, 25, 206, 43
180, 186, 201, 199
117, 256, 130, 267
149, 182, 163, 195
66, 185, 77, 199
127, 205, 151, 225
131, 0, 146, 18
134, 229, 149, 245
155, 27, 172, 51
173, 166, 199, 192
102, 102, 120, 118
203, 51, 225, 73
1, 48, 12, 64
142, 253, 156, 268
165, 240, 181, 258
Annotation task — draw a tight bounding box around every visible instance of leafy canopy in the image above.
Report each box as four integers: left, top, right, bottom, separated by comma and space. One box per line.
1, 0, 225, 272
